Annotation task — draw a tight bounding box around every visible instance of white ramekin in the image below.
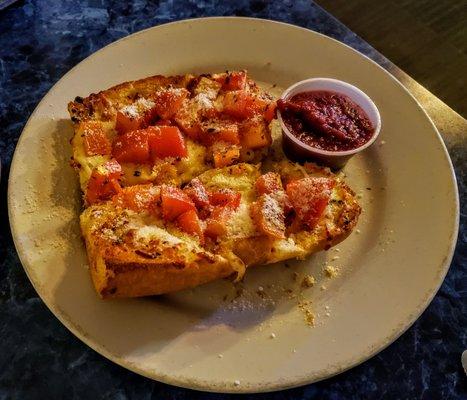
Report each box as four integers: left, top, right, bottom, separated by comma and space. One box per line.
277, 78, 381, 169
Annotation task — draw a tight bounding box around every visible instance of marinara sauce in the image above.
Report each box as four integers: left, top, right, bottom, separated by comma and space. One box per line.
278, 91, 374, 151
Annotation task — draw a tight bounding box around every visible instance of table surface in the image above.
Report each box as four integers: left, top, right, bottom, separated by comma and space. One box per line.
0, 1, 465, 399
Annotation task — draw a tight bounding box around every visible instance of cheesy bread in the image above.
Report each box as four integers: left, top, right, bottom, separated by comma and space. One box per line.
68, 71, 275, 206
80, 162, 360, 298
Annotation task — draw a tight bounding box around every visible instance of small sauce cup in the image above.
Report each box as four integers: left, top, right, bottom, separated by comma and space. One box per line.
278, 78, 381, 169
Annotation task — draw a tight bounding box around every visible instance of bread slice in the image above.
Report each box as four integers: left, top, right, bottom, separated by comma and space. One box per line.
68, 71, 275, 201
80, 162, 360, 298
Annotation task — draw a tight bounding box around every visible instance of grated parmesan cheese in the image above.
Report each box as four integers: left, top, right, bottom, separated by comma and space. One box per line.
120, 97, 156, 118
227, 202, 256, 238
193, 93, 213, 110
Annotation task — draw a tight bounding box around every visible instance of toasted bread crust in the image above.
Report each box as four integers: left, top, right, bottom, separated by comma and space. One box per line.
68, 74, 194, 124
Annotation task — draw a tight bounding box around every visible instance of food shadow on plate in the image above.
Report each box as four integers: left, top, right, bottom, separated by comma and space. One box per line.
156, 252, 327, 331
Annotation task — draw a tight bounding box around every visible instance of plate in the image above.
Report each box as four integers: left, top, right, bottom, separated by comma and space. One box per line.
8, 17, 459, 393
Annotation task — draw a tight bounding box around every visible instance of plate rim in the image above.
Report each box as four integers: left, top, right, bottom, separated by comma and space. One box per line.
7, 16, 460, 393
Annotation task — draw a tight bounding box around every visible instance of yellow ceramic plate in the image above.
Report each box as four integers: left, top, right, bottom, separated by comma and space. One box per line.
8, 18, 459, 393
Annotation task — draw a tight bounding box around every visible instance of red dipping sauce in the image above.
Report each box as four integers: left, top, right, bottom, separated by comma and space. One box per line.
277, 91, 374, 151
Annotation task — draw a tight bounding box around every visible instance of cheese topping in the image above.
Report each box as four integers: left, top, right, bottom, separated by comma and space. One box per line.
120, 97, 155, 118
227, 202, 256, 238
261, 194, 284, 232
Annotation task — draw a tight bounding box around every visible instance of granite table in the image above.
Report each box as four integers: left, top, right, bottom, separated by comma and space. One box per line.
0, 1, 465, 399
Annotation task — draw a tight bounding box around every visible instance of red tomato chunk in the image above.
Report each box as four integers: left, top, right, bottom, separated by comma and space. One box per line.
286, 177, 335, 229
255, 172, 283, 195
147, 126, 187, 159
184, 178, 210, 209
161, 185, 196, 221
153, 88, 189, 120
209, 189, 241, 209
81, 121, 111, 156
112, 130, 150, 164
112, 185, 160, 215
177, 209, 204, 243
86, 160, 123, 205
112, 126, 187, 164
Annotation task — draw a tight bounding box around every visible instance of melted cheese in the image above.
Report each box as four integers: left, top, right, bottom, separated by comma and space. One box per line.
120, 98, 155, 118
227, 202, 256, 238
176, 139, 209, 183
203, 170, 256, 197
270, 238, 306, 261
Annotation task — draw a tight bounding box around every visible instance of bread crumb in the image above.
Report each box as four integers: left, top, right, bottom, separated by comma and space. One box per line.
324, 265, 339, 278
301, 275, 315, 288
298, 300, 315, 326
270, 333, 276, 339
234, 380, 241, 386
218, 354, 223, 358
331, 256, 340, 261
320, 285, 327, 291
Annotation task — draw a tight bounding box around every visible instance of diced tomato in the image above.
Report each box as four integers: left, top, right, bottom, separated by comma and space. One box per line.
255, 172, 283, 195
153, 88, 189, 120
115, 99, 158, 134
286, 177, 335, 229
115, 110, 144, 134
112, 129, 150, 164
223, 90, 269, 120
239, 117, 272, 149
204, 206, 231, 238
264, 101, 277, 122
250, 195, 286, 239
112, 184, 160, 214
85, 160, 123, 205
174, 104, 202, 141
175, 118, 202, 141
201, 121, 240, 145
217, 124, 240, 144
160, 185, 196, 221
147, 126, 187, 159
154, 119, 173, 126
184, 178, 210, 209
177, 209, 204, 243
217, 71, 247, 91
80, 121, 111, 156
222, 91, 249, 119
209, 188, 241, 209
212, 143, 240, 168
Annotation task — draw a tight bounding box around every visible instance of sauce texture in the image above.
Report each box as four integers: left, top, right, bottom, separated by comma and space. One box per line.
278, 91, 374, 151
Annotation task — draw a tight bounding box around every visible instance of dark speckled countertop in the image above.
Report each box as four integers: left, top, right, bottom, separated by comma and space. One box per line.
0, 1, 465, 399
